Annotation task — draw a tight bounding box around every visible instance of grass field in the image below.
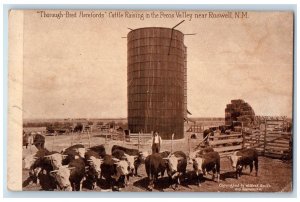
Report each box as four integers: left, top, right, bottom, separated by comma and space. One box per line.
22, 132, 292, 192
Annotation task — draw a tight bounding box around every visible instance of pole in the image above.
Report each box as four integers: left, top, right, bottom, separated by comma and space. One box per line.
71, 131, 74, 146
171, 133, 174, 153
88, 130, 91, 148
52, 132, 55, 152
138, 132, 140, 151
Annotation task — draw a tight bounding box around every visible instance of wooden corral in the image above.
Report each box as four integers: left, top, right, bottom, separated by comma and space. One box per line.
189, 116, 292, 159
208, 132, 243, 157
244, 117, 292, 159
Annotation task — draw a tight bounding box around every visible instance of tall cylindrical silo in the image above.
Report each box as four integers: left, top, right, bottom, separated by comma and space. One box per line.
127, 27, 185, 140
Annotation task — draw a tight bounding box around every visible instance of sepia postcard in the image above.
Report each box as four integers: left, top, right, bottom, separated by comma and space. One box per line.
8, 10, 294, 192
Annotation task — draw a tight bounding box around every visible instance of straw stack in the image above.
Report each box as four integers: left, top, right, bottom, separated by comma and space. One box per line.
225, 99, 255, 127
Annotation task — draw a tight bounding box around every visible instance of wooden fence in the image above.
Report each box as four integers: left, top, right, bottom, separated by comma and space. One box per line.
125, 131, 153, 145
243, 119, 292, 159
193, 118, 292, 159
207, 132, 243, 157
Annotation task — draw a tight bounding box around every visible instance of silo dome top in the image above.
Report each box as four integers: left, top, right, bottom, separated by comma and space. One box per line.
127, 27, 184, 42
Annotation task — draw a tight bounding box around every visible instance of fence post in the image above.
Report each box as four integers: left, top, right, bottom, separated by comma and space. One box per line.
71, 131, 74, 146
263, 119, 267, 156
52, 132, 56, 152
171, 133, 174, 153
87, 130, 91, 148
138, 132, 140, 151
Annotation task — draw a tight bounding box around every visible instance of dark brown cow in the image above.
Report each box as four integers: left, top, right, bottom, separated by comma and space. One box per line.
228, 148, 258, 179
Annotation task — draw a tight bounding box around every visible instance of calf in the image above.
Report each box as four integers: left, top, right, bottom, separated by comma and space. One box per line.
192, 151, 220, 186
164, 151, 187, 189
228, 148, 258, 179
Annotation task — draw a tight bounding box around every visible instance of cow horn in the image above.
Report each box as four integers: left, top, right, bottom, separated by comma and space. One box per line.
50, 170, 58, 173
112, 158, 120, 162
68, 167, 75, 170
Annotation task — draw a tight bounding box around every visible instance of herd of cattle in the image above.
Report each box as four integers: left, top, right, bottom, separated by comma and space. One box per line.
23, 142, 259, 191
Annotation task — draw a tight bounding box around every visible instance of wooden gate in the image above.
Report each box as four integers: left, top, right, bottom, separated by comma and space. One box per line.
244, 116, 292, 159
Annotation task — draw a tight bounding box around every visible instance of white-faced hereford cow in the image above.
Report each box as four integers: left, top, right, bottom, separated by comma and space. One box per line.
192, 151, 220, 186
111, 145, 149, 176
228, 148, 258, 179
85, 150, 103, 190
50, 158, 86, 191
188, 147, 215, 164
164, 151, 187, 189
100, 154, 131, 190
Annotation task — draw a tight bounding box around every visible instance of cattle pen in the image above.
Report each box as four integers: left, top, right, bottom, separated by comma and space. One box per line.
22, 116, 293, 192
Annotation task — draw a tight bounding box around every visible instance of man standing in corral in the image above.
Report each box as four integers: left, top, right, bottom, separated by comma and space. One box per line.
151, 131, 162, 154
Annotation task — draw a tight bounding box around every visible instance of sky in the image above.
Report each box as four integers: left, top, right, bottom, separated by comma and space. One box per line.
22, 10, 293, 119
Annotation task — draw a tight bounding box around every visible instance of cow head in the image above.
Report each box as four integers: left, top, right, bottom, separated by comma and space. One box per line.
164, 155, 184, 178
228, 154, 242, 170
44, 153, 67, 169
123, 154, 137, 174
23, 154, 38, 169
50, 165, 74, 191
87, 156, 103, 177
76, 148, 86, 158
192, 157, 206, 176
112, 158, 130, 176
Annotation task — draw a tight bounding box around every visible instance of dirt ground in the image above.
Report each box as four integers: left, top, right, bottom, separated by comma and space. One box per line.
22, 132, 293, 192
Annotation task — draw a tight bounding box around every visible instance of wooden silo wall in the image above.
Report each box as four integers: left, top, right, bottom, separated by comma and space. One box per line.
127, 28, 185, 139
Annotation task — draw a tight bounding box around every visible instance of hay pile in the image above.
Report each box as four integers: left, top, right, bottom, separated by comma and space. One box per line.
225, 99, 255, 127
